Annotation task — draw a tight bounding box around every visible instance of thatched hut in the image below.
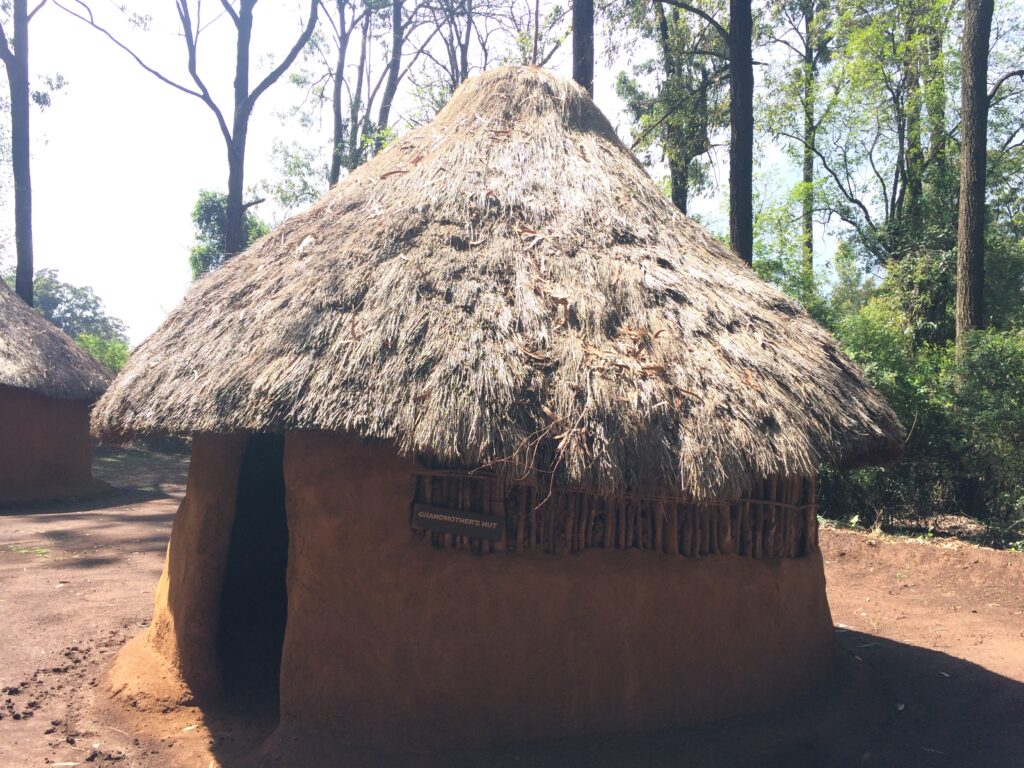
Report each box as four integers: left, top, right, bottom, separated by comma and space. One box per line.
1, 281, 111, 503
95, 67, 903, 751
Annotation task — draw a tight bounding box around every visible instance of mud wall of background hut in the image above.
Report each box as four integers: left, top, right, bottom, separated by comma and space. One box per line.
279, 431, 835, 750
0, 386, 94, 503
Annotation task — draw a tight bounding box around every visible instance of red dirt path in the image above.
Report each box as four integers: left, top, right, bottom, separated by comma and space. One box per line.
0, 448, 1021, 767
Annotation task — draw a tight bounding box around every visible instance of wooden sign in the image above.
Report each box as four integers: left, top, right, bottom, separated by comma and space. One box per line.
412, 503, 505, 542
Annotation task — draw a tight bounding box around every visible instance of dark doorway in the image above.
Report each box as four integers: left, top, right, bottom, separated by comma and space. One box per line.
217, 433, 288, 710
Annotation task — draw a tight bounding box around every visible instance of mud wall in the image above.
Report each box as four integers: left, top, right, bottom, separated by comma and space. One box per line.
279, 431, 836, 751
111, 433, 248, 705
0, 386, 94, 503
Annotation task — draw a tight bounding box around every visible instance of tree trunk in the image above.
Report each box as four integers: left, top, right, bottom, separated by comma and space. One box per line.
669, 158, 688, 214
459, 0, 472, 83
800, 5, 815, 278
223, 1, 255, 258
329, 0, 353, 186
6, 0, 34, 305
572, 0, 594, 95
904, 16, 924, 243
224, 132, 248, 258
374, 0, 403, 153
728, 0, 754, 265
347, 13, 369, 171
925, 18, 954, 244
955, 0, 993, 346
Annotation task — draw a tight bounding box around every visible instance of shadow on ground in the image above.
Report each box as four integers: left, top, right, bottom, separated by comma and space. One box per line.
0, 444, 189, 517
185, 631, 1023, 768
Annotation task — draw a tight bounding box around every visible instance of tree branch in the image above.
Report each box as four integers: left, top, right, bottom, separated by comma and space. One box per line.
780, 129, 877, 230
0, 20, 13, 66
28, 0, 49, 22
244, 0, 319, 115
54, 1, 207, 101
219, 0, 240, 26
988, 69, 1024, 103
175, 0, 232, 147
659, 0, 727, 41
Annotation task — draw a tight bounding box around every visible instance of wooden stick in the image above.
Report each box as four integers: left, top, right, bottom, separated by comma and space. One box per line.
564, 493, 575, 555
576, 494, 585, 551
493, 480, 505, 553
584, 495, 592, 549
720, 503, 734, 555
654, 500, 664, 552
807, 476, 818, 553
515, 488, 526, 552
531, 486, 540, 548
681, 506, 693, 556
752, 481, 764, 559
666, 503, 679, 556
766, 477, 778, 557
700, 507, 708, 557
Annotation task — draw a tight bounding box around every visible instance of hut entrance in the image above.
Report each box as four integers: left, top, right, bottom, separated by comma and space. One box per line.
217, 433, 288, 711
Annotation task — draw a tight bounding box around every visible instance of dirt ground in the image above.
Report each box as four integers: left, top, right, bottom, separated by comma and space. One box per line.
0, 447, 1021, 767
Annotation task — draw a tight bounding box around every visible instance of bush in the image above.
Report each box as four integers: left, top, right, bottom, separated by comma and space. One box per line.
820, 318, 1024, 546
951, 330, 1024, 544
76, 332, 130, 374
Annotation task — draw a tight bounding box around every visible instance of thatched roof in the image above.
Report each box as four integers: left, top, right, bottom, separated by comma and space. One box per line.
1, 280, 112, 400
93, 66, 903, 499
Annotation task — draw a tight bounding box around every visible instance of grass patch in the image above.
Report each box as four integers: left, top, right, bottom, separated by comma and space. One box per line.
7, 544, 49, 557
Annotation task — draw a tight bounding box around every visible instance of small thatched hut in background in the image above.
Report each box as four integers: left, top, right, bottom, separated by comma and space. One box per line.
94, 67, 903, 752
1, 281, 111, 503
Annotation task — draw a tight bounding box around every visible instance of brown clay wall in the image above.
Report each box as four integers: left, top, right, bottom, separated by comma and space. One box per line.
110, 433, 248, 705
0, 386, 94, 503
279, 432, 836, 751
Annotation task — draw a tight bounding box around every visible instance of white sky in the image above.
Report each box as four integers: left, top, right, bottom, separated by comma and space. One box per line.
6, 2, 740, 345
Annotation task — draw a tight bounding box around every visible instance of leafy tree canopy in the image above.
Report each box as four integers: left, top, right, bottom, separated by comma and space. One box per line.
189, 191, 270, 279
2, 268, 130, 373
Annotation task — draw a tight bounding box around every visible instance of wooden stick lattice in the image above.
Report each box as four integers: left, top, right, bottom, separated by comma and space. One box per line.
410, 472, 818, 558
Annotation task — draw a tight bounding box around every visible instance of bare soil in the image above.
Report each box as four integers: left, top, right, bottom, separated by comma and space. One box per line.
0, 448, 1021, 767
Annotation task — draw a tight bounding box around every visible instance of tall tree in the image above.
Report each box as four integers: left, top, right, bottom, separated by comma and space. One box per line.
408, 0, 507, 119
765, 0, 833, 278
0, 0, 45, 306
795, 0, 956, 268
661, 0, 754, 263
572, 0, 593, 95
374, 0, 405, 152
288, 0, 438, 188
955, 0, 994, 345
59, 0, 319, 258
613, 1, 727, 215
727, 0, 753, 264
324, 0, 370, 185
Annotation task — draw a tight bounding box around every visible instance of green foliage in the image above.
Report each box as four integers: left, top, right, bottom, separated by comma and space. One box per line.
2, 268, 130, 374
31, 269, 128, 342
260, 140, 327, 218
883, 247, 956, 345
188, 191, 270, 279
953, 330, 1024, 541
813, 274, 1024, 546
752, 182, 830, 322
610, 0, 728, 213
76, 332, 130, 373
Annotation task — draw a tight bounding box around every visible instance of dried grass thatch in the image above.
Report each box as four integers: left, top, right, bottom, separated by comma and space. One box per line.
93, 66, 903, 499
1, 280, 111, 401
